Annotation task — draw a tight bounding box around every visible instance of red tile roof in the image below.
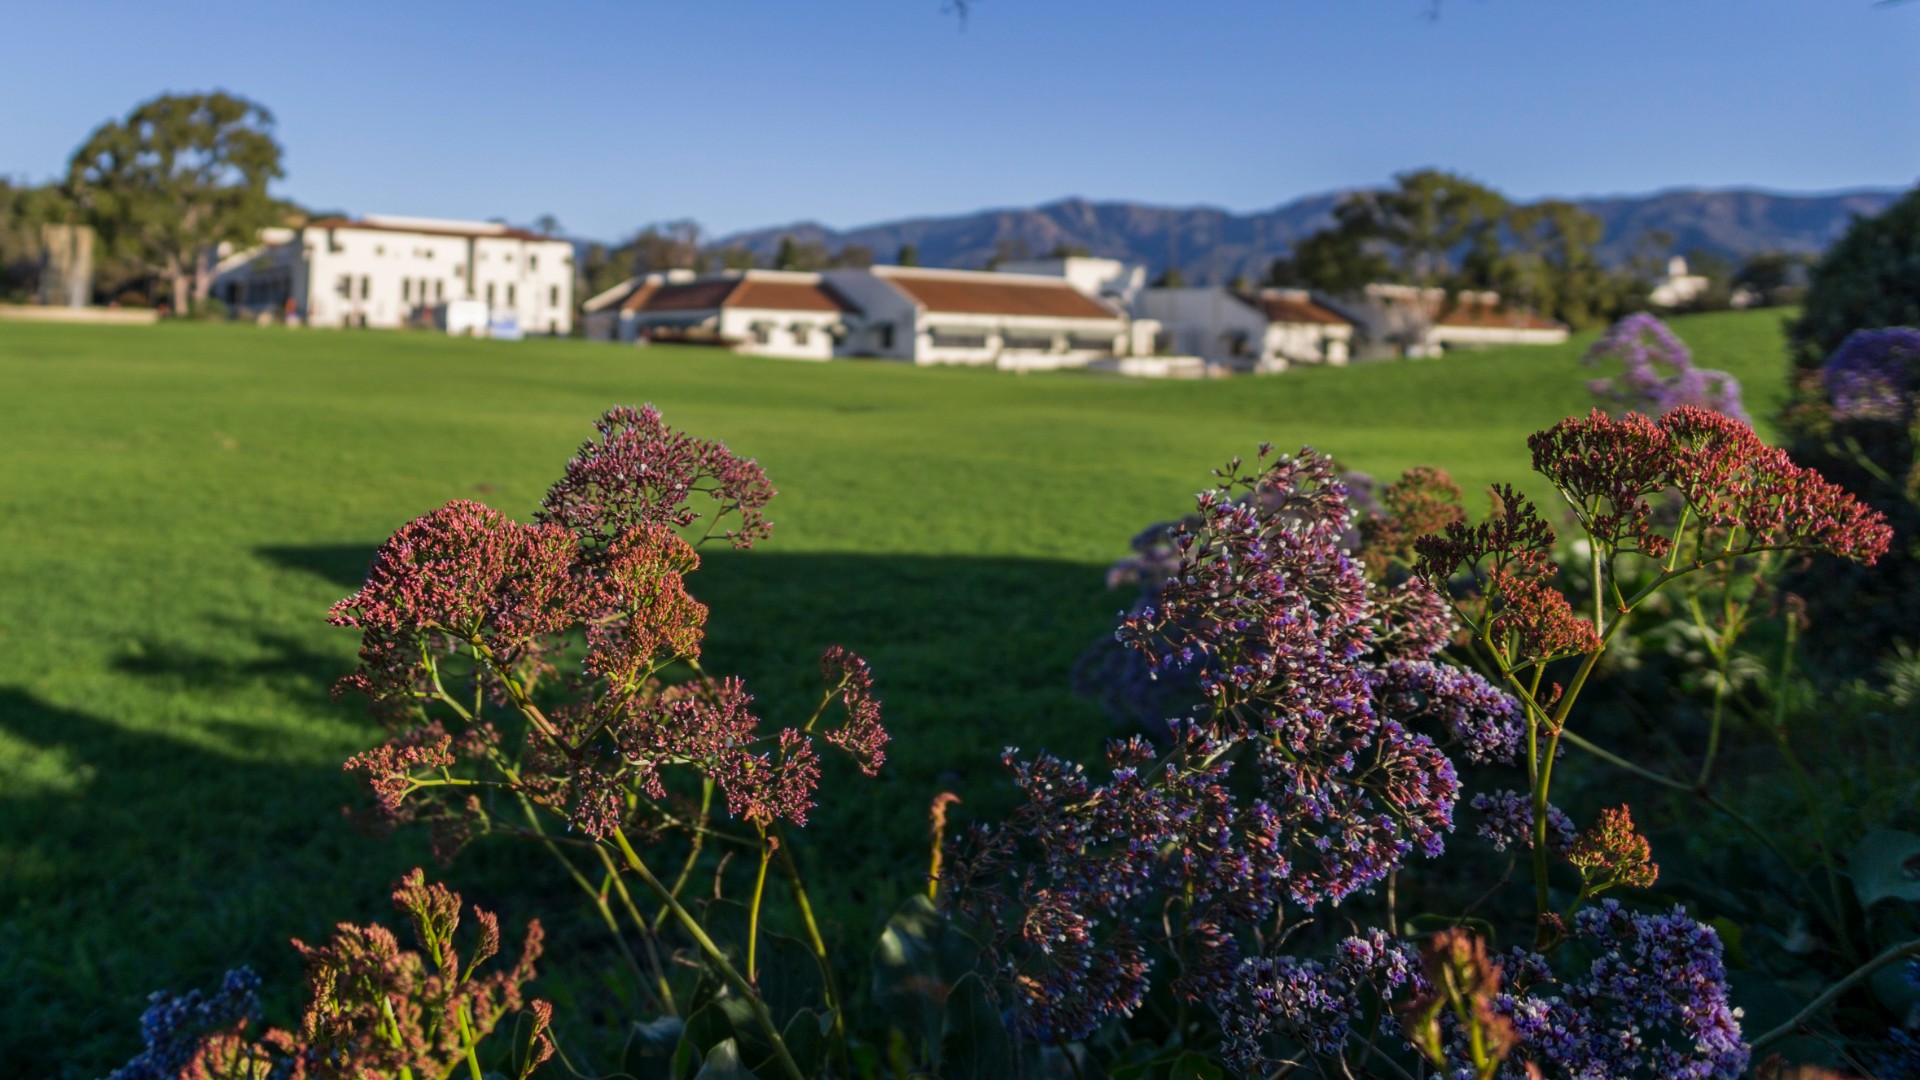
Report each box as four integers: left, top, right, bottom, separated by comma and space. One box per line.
730, 278, 854, 313
880, 270, 1119, 319
624, 274, 856, 315
1438, 303, 1565, 331
1239, 291, 1349, 326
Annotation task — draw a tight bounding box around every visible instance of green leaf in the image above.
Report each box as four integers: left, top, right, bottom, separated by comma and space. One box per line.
1849, 829, 1920, 907
1168, 1051, 1225, 1080
695, 1039, 757, 1080
871, 895, 953, 1062
683, 1003, 736, 1057
939, 972, 1013, 1080
774, 1007, 829, 1079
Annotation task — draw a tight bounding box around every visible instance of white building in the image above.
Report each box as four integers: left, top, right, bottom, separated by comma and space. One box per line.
996, 256, 1147, 312
211, 215, 575, 335
821, 265, 1129, 370
1135, 287, 1353, 371
581, 269, 856, 360
1649, 256, 1711, 309
1326, 284, 1567, 357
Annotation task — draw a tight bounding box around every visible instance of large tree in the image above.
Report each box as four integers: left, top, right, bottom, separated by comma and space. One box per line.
1277, 169, 1508, 297
66, 91, 284, 313
1502, 199, 1608, 328
1788, 185, 1920, 370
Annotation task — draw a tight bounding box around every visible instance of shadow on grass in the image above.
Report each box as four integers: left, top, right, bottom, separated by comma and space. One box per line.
0, 685, 427, 1078
1, 542, 1128, 1077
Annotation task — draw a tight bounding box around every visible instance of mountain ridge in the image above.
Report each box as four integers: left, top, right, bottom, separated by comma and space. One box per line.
714, 185, 1904, 285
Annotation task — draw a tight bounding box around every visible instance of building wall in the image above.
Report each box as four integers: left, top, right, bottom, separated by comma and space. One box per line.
1135, 287, 1272, 363
1265, 321, 1351, 366
820, 269, 919, 360
1429, 325, 1569, 349
215, 223, 575, 335
716, 306, 840, 360
906, 310, 1125, 369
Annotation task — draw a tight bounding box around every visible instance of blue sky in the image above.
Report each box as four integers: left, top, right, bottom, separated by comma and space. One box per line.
3, 1, 1915, 240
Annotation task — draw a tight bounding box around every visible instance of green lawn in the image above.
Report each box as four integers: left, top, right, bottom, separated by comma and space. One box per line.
0, 310, 1793, 1074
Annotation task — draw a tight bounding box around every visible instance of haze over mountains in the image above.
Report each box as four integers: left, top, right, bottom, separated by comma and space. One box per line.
717, 186, 1903, 284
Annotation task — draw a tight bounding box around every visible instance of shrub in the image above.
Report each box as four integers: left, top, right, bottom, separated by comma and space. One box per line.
114, 404, 1920, 1079
1789, 185, 1920, 372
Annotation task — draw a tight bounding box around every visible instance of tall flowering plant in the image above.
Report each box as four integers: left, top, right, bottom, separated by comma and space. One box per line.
1584, 313, 1747, 422
321, 405, 887, 1080
945, 406, 1894, 1077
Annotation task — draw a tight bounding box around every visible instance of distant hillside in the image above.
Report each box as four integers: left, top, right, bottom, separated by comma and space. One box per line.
718, 186, 1903, 285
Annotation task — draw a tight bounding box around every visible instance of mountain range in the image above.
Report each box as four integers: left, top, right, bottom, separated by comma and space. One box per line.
716, 186, 1904, 285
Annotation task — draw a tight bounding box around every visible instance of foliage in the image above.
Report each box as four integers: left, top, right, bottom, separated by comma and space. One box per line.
65, 91, 286, 314
0, 311, 1806, 1074
1789, 184, 1920, 372
106, 387, 1920, 1079
1276, 173, 1654, 331
110, 871, 552, 1079
1583, 312, 1747, 420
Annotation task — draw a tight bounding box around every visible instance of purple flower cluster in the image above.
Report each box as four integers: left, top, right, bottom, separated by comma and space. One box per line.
1504, 901, 1748, 1079
1584, 313, 1749, 422
1823, 327, 1920, 424
1219, 929, 1424, 1070
1470, 789, 1575, 854
952, 447, 1515, 1043
108, 968, 263, 1080
1375, 659, 1523, 763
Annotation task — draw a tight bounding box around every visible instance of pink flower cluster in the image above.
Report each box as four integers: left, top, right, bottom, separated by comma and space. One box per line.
1530, 407, 1892, 565
329, 406, 886, 851
538, 403, 776, 551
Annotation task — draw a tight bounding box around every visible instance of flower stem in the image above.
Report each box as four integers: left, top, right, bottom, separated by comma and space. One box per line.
1750, 937, 1920, 1049
610, 830, 807, 1080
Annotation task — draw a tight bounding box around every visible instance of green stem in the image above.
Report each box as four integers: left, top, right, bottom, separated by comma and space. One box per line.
774, 828, 852, 1067
1750, 938, 1920, 1049
609, 831, 807, 1080
654, 779, 715, 931
590, 844, 678, 1016
747, 832, 774, 984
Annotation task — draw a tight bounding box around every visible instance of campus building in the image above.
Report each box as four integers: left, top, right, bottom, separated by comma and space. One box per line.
582, 269, 856, 360
821, 264, 1132, 370
210, 215, 575, 335
1134, 286, 1354, 371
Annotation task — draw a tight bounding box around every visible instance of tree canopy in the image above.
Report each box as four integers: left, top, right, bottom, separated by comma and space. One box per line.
66, 91, 285, 313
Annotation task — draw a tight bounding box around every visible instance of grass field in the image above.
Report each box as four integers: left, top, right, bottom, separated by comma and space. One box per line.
0, 310, 1794, 1074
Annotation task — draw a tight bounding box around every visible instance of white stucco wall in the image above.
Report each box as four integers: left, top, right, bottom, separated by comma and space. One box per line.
213, 219, 575, 335
717, 306, 840, 360
1135, 288, 1274, 364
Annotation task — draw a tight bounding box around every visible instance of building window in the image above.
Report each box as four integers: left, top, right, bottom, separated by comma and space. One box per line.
1068, 333, 1115, 352
529, 254, 539, 271
1003, 332, 1053, 351
359, 276, 370, 300
791, 322, 812, 345
930, 327, 989, 349
506, 284, 516, 306
402, 279, 412, 302
549, 285, 559, 307
876, 324, 895, 350
751, 322, 772, 345
375, 245, 385, 256
336, 274, 352, 299
487, 283, 497, 307
435, 280, 445, 301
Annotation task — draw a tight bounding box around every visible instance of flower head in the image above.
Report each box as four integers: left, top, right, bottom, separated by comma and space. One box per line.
1823, 328, 1920, 424
1584, 313, 1748, 422
538, 404, 776, 551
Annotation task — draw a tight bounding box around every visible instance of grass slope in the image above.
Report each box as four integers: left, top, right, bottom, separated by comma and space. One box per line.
0, 310, 1790, 1073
